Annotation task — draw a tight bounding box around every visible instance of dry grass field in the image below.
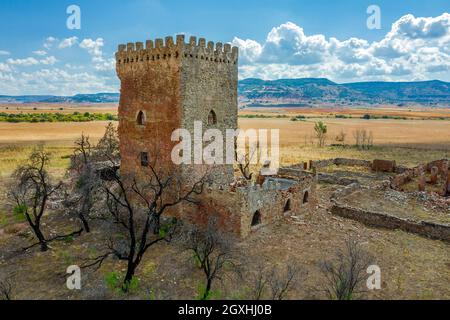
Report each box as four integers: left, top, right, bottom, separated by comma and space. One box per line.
0, 103, 118, 115
240, 106, 450, 120
0, 106, 449, 176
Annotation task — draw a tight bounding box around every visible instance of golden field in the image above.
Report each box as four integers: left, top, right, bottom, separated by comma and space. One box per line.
0, 107, 449, 177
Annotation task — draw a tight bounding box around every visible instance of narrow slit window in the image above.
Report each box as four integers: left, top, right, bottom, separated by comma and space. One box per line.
140, 152, 149, 167
208, 110, 217, 125
137, 111, 145, 126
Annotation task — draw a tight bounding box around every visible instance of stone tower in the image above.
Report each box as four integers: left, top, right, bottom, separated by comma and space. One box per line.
115, 35, 239, 186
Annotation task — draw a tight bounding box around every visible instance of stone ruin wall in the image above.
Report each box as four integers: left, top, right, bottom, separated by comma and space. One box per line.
174, 170, 317, 238
331, 204, 450, 242
390, 159, 449, 196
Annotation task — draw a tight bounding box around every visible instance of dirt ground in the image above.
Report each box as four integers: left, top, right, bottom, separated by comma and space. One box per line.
0, 183, 448, 300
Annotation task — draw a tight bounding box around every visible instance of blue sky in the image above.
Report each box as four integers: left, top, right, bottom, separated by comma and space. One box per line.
0, 0, 449, 95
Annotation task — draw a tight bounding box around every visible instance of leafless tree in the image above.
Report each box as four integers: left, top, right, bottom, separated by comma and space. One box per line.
83, 160, 206, 292
335, 129, 347, 147
0, 279, 12, 300
181, 218, 237, 300
93, 122, 120, 162
268, 263, 300, 300
353, 129, 374, 150
319, 238, 374, 300
235, 143, 257, 181
248, 261, 300, 300
8, 146, 82, 252
248, 263, 269, 300
65, 133, 98, 233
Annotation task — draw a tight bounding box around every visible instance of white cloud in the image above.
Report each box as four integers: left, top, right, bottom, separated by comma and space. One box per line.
7, 57, 40, 66
33, 50, 47, 56
6, 56, 57, 67
0, 50, 10, 56
232, 13, 450, 82
0, 68, 118, 96
59, 36, 79, 49
231, 38, 262, 64
40, 56, 58, 65
0, 63, 12, 72
44, 36, 57, 50
79, 38, 104, 59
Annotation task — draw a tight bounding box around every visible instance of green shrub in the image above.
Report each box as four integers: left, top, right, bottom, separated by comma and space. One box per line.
105, 271, 139, 294
13, 204, 27, 222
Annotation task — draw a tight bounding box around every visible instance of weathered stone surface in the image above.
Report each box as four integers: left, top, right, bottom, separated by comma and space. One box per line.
331, 204, 450, 242
430, 166, 439, 185
372, 159, 396, 172
418, 174, 426, 192
446, 173, 450, 197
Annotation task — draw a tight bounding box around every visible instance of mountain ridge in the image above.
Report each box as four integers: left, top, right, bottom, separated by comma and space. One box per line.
0, 78, 449, 106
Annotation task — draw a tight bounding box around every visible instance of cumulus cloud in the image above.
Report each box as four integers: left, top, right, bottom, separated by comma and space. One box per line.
59, 36, 78, 49
79, 38, 104, 60
79, 38, 116, 72
6, 56, 57, 67
7, 57, 40, 67
33, 50, 47, 56
232, 13, 450, 82
43, 36, 57, 50
0, 36, 116, 95
0, 67, 117, 96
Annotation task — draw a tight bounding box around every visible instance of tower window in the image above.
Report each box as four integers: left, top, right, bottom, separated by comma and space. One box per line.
208, 110, 217, 125
140, 152, 149, 167
303, 191, 309, 204
137, 111, 146, 126
284, 199, 292, 213
251, 210, 262, 227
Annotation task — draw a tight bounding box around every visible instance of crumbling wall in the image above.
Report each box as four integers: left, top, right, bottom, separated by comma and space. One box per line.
309, 158, 375, 170
237, 173, 317, 238
331, 204, 450, 242
390, 159, 450, 195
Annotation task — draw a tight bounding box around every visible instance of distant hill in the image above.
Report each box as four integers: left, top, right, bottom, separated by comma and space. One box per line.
239, 78, 450, 106
1, 78, 449, 106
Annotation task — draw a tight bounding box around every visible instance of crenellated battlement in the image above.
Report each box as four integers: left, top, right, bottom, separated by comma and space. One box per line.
115, 35, 239, 70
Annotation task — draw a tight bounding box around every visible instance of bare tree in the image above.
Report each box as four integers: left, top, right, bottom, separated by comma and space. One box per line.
93, 122, 120, 161
65, 133, 98, 233
353, 129, 374, 150
319, 238, 373, 300
335, 129, 347, 147
181, 218, 237, 300
83, 161, 206, 292
235, 142, 257, 181
248, 261, 300, 300
8, 146, 82, 252
65, 125, 120, 233
248, 263, 269, 300
268, 264, 300, 300
0, 279, 12, 300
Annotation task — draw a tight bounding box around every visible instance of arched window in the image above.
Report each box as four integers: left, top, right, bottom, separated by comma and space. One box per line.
140, 152, 149, 167
284, 199, 292, 213
137, 111, 145, 126
303, 191, 309, 204
208, 110, 217, 125
251, 210, 262, 227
